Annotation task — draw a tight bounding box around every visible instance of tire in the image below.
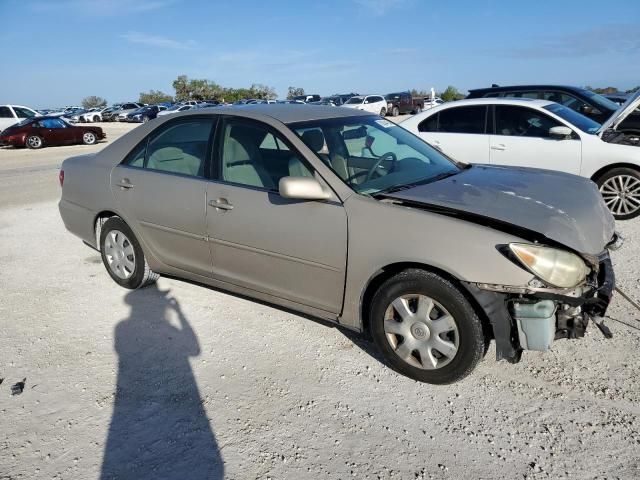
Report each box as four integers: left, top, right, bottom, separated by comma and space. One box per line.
93, 116, 100, 123
369, 269, 485, 384
413, 105, 422, 114
380, 108, 387, 116
142, 116, 149, 123
595, 167, 640, 220
82, 131, 97, 145
99, 217, 159, 289
26, 135, 43, 149
392, 106, 399, 117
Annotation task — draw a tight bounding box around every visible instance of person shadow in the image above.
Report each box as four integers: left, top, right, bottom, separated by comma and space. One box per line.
100, 284, 224, 480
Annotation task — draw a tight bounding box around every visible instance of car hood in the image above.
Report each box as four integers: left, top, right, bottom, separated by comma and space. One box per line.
598, 90, 640, 134
384, 165, 615, 255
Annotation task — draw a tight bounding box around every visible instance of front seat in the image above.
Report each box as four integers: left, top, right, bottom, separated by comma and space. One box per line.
289, 129, 326, 177
223, 126, 276, 189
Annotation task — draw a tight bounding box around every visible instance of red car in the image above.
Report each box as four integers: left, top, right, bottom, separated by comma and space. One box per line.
0, 116, 105, 149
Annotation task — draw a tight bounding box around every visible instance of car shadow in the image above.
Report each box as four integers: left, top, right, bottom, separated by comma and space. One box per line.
100, 284, 224, 480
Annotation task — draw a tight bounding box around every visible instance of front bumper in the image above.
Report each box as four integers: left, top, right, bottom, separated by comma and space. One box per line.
463, 253, 615, 362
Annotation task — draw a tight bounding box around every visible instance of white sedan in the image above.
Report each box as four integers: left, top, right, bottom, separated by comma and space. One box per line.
78, 107, 109, 123
341, 95, 388, 116
401, 94, 640, 219
0, 105, 40, 132
157, 104, 196, 116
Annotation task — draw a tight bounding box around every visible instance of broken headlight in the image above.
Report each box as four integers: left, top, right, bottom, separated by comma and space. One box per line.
508, 243, 590, 288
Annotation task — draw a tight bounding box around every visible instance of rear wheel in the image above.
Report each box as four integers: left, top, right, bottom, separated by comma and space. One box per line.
82, 131, 97, 145
596, 167, 640, 220
142, 116, 149, 123
99, 217, 159, 289
413, 105, 422, 114
369, 269, 485, 384
392, 106, 399, 117
26, 135, 43, 149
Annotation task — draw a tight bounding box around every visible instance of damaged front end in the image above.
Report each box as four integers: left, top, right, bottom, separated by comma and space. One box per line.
463, 237, 618, 363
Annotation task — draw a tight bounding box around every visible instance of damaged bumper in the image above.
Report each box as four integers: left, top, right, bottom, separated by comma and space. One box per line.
463, 253, 615, 363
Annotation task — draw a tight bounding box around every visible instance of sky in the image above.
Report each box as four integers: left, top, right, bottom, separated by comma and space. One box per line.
1, 0, 639, 108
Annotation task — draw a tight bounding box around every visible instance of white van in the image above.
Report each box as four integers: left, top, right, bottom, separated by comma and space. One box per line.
0, 105, 40, 132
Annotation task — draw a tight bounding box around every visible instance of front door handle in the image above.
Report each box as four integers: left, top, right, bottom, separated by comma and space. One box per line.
491, 144, 507, 151
209, 198, 234, 211
117, 179, 134, 189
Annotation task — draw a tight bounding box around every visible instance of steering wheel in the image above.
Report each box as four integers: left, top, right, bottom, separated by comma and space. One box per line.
365, 151, 398, 182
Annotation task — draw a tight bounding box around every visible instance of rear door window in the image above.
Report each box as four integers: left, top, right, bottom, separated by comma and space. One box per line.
437, 106, 487, 134
0, 106, 14, 118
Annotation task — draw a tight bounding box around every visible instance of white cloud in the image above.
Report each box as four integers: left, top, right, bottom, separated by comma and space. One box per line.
120, 31, 196, 50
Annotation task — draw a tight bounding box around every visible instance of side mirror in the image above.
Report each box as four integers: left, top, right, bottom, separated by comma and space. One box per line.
549, 126, 573, 139
279, 176, 331, 201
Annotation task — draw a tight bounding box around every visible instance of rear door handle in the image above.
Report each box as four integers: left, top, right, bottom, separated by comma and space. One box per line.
491, 144, 507, 151
117, 179, 134, 189
209, 198, 234, 211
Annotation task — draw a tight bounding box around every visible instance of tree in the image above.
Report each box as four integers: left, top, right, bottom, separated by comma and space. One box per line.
139, 90, 174, 104
81, 96, 107, 109
287, 86, 305, 100
626, 86, 640, 94
438, 86, 464, 102
172, 75, 190, 101
585, 86, 619, 94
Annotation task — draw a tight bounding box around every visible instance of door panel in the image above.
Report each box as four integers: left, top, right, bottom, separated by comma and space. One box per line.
206, 117, 347, 313
205, 183, 347, 313
490, 105, 582, 174
489, 136, 581, 174
111, 166, 212, 276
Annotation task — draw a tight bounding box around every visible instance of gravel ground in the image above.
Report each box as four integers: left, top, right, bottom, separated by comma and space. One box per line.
0, 120, 639, 479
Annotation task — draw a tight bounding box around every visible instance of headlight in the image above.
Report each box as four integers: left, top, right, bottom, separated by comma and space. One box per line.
508, 243, 590, 288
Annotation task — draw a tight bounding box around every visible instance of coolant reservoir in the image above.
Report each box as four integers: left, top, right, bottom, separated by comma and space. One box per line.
512, 300, 557, 351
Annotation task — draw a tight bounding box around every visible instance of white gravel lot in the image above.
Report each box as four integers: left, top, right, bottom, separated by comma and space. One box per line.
0, 119, 639, 479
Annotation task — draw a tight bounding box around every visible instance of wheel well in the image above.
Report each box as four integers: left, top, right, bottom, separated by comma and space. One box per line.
360, 262, 493, 339
590, 163, 640, 183
94, 211, 120, 248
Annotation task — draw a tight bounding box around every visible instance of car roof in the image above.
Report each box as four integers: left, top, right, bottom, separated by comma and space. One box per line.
178, 104, 373, 123
428, 98, 554, 108
468, 85, 586, 94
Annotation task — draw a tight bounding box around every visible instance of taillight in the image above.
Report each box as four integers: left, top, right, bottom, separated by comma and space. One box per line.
59, 170, 64, 187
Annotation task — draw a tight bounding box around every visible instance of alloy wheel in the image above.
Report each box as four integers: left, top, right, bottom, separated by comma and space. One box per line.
27, 136, 42, 148
83, 132, 96, 144
103, 230, 136, 279
383, 294, 459, 370
600, 175, 640, 217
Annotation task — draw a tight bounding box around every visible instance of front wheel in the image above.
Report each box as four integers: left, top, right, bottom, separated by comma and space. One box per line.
380, 107, 387, 116
142, 116, 149, 123
100, 217, 159, 289
369, 269, 485, 384
596, 167, 640, 220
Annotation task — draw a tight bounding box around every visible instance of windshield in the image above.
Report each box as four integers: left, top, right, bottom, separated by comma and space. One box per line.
346, 96, 364, 104
291, 116, 460, 195
581, 89, 619, 112
543, 103, 601, 134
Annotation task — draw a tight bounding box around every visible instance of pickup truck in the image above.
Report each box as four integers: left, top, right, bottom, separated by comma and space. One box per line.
384, 92, 424, 116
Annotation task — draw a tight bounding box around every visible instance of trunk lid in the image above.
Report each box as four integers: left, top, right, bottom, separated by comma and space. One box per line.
384, 165, 615, 255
